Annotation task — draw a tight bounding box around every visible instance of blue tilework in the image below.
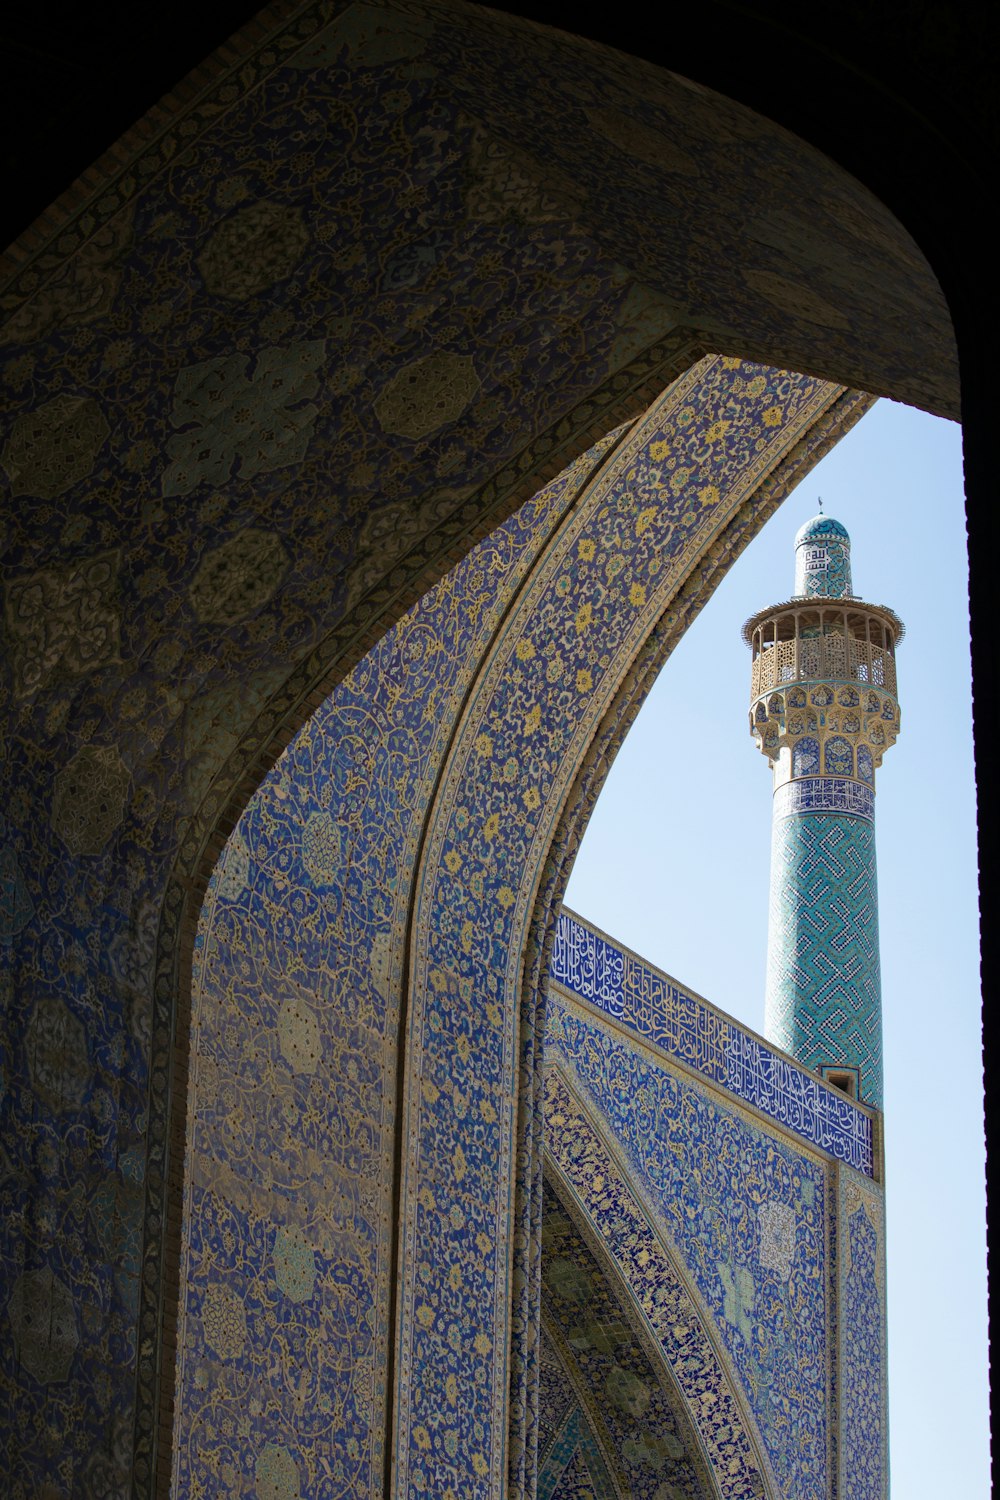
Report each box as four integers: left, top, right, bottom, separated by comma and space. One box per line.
398, 359, 845, 1497
550, 911, 874, 1175
540, 1180, 711, 1500
793, 515, 853, 598
766, 783, 882, 1107
178, 436, 614, 1496
840, 1180, 887, 1500
543, 1030, 827, 1499
540, 1419, 615, 1500
777, 777, 874, 819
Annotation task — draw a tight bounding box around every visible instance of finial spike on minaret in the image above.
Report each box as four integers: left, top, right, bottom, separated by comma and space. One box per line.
742, 513, 904, 1109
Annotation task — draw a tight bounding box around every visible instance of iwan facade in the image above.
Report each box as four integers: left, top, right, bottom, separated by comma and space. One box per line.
538, 516, 895, 1499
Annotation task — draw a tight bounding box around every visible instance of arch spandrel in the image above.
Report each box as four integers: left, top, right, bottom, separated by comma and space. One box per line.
540, 1176, 717, 1500
544, 993, 837, 1499
542, 1073, 772, 1500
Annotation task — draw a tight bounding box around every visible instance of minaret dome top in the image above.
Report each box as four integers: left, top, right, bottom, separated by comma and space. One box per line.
793, 512, 853, 598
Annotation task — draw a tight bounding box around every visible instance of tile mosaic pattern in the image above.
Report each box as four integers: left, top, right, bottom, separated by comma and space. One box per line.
545, 1004, 839, 1500
550, 910, 875, 1176
177, 421, 619, 1495
539, 1179, 712, 1500
838, 1174, 887, 1500
0, 0, 917, 1484
398, 359, 847, 1497
0, 348, 862, 1500
765, 784, 883, 1107
776, 778, 874, 819
793, 515, 853, 598
543, 1062, 780, 1499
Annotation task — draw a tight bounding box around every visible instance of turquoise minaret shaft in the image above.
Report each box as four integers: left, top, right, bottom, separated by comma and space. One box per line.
743, 516, 903, 1107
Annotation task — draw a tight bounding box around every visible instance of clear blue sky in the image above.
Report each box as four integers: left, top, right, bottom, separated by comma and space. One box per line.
565, 398, 988, 1496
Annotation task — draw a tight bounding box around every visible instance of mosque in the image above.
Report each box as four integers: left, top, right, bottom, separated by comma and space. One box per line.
0, 3, 991, 1498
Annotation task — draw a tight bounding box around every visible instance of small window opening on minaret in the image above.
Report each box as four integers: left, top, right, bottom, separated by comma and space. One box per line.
820, 1065, 860, 1099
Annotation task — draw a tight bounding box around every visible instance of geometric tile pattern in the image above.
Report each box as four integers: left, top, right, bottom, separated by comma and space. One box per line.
551, 908, 875, 1174
765, 788, 883, 1106
545, 1005, 832, 1499
793, 514, 853, 598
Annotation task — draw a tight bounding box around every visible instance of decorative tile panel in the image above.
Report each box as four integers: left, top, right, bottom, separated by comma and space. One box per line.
775, 777, 874, 819
176, 425, 615, 1496
765, 795, 883, 1107
399, 358, 847, 1498
543, 1065, 777, 1499
838, 1173, 887, 1500
550, 910, 874, 1176
0, 0, 910, 1484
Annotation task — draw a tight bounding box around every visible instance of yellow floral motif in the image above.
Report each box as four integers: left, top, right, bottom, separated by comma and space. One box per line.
515, 638, 535, 660
474, 1333, 491, 1357
416, 1306, 434, 1330
414, 1426, 431, 1451
721, 355, 742, 368
575, 602, 593, 632
706, 419, 732, 441
452, 1144, 467, 1181
576, 668, 593, 693
486, 1002, 502, 1028
763, 405, 784, 426
457, 1035, 471, 1063
578, 538, 596, 561
523, 786, 541, 810
479, 1101, 497, 1124
483, 812, 499, 839
524, 704, 541, 734
649, 438, 671, 459
419, 1185, 436, 1208
629, 583, 647, 608
635, 506, 658, 536
670, 466, 693, 492
497, 886, 515, 909
477, 1231, 493, 1253
421, 1082, 439, 1106
747, 374, 767, 396
474, 732, 493, 757
444, 850, 462, 874
445, 1375, 458, 1406
448, 1265, 462, 1290
699, 484, 720, 505
472, 1454, 489, 1477
461, 920, 474, 953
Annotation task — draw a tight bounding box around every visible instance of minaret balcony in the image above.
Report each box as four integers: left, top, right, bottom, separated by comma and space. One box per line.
743, 599, 904, 701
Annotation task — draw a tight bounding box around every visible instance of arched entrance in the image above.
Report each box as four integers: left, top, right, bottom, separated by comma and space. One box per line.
0, 5, 967, 1496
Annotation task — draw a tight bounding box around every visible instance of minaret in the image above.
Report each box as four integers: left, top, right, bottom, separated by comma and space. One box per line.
743, 512, 903, 1107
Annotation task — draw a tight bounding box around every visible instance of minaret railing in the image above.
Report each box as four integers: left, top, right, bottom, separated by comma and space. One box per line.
750, 625, 897, 697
